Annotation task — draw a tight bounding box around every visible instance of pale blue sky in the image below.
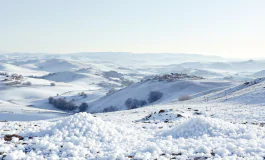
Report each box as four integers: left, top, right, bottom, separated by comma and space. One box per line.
0, 0, 265, 58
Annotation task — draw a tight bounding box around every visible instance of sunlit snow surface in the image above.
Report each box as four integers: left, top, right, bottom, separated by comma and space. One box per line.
2, 54, 265, 159
1, 109, 265, 159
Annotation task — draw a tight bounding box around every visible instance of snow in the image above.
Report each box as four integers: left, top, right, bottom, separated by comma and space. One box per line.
2, 111, 265, 159
0, 63, 47, 76
252, 70, 265, 78
88, 78, 233, 112
163, 117, 260, 139
1, 53, 265, 159
35, 59, 82, 72
41, 71, 88, 82
195, 78, 265, 105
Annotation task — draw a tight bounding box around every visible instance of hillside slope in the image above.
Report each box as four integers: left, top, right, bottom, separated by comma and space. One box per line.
0, 63, 47, 76
192, 78, 265, 105
88, 76, 233, 112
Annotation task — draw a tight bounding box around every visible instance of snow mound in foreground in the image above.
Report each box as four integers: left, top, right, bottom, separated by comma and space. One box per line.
3, 113, 265, 159
43, 113, 131, 142
164, 117, 260, 139
22, 113, 144, 159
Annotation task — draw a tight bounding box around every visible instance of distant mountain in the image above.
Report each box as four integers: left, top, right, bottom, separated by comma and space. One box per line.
157, 60, 265, 77
66, 52, 226, 66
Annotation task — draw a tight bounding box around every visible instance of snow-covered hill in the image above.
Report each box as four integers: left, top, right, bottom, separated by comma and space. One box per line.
86, 75, 233, 113
0, 63, 47, 76
193, 77, 265, 105
40, 71, 88, 83
33, 59, 85, 72
155, 60, 265, 81
252, 70, 265, 78
2, 53, 265, 159
176, 60, 265, 72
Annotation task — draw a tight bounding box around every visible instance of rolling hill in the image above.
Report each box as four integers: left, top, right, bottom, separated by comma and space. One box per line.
86, 75, 233, 112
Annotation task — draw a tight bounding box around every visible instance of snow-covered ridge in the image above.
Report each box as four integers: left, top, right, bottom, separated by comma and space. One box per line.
38, 71, 88, 82
87, 76, 233, 113
147, 73, 204, 82
195, 77, 265, 105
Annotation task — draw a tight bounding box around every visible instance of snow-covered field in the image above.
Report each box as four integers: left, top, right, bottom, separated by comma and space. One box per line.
1, 53, 265, 159
2, 100, 265, 159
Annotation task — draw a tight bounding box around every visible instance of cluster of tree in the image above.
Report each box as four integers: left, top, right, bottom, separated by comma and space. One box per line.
124, 91, 163, 110
2, 73, 24, 82
120, 79, 134, 87
124, 98, 147, 109
48, 97, 89, 112
48, 97, 77, 110
79, 102, 89, 112
10, 73, 24, 80
29, 73, 55, 79
103, 106, 118, 112
153, 73, 204, 82
78, 92, 87, 98
50, 82, 56, 86
148, 91, 163, 103
106, 88, 117, 96
244, 78, 260, 86
41, 73, 56, 78
0, 72, 8, 76
102, 91, 164, 113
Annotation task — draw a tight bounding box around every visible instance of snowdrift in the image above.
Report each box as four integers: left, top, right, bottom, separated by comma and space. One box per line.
4, 113, 146, 159
3, 113, 265, 159
164, 117, 258, 139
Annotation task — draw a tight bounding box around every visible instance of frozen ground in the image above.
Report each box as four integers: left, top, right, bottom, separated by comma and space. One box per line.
2, 99, 265, 159
1, 53, 265, 159
1, 79, 265, 159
